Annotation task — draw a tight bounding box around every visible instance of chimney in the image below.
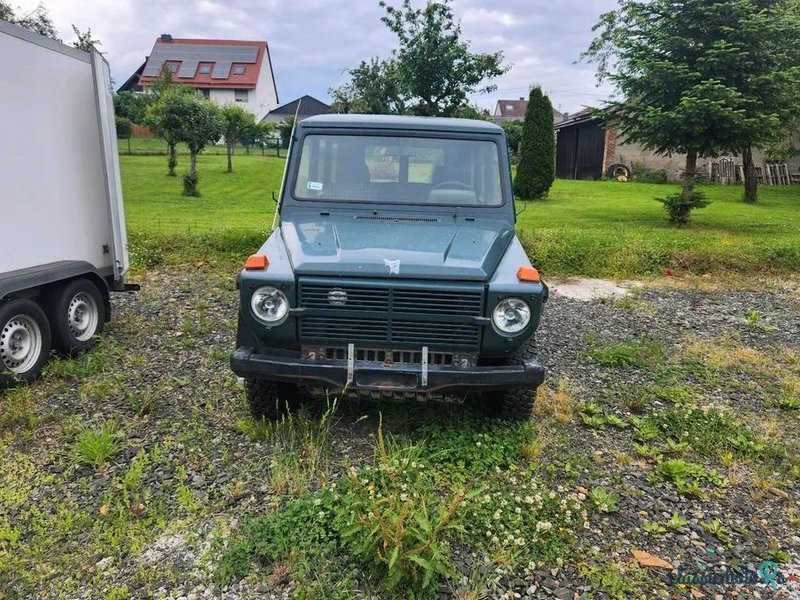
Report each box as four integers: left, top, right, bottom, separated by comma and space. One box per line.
160, 34, 173, 43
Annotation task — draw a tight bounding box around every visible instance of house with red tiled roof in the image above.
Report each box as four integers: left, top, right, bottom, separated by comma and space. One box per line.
490, 98, 564, 124
118, 34, 279, 120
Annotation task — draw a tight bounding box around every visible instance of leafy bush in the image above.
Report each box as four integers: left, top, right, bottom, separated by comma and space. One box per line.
630, 162, 667, 184
337, 432, 467, 594
115, 116, 132, 139
656, 192, 710, 226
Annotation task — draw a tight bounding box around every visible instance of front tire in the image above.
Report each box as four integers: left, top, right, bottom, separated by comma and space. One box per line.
44, 278, 105, 354
0, 299, 52, 387
245, 377, 300, 420
499, 336, 541, 421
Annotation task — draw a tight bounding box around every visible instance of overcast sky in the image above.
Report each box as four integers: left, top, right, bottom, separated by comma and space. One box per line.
12, 0, 618, 113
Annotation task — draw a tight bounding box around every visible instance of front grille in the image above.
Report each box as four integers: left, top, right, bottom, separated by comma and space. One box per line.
298, 279, 483, 348
315, 346, 462, 366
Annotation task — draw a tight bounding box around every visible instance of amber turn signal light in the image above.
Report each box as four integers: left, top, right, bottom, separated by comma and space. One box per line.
517, 266, 540, 282
245, 254, 269, 270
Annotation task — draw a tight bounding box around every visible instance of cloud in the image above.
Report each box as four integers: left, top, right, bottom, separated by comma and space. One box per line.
11, 0, 617, 112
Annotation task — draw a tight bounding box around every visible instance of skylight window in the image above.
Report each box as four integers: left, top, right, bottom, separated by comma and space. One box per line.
198, 64, 212, 74
232, 65, 245, 75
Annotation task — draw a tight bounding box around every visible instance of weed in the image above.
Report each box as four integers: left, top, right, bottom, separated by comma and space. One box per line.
0, 386, 37, 430
701, 519, 731, 543
588, 339, 665, 368
633, 443, 663, 461
234, 416, 272, 441
580, 413, 607, 429
267, 400, 338, 497
665, 438, 691, 456
630, 417, 660, 442
642, 520, 666, 535
414, 416, 535, 483
339, 424, 467, 593
45, 338, 124, 379
72, 422, 123, 468
685, 339, 771, 373
665, 512, 688, 530
767, 540, 791, 563
579, 561, 639, 600
634, 407, 763, 460
743, 309, 777, 331
589, 487, 620, 513
534, 378, 575, 423
658, 459, 724, 500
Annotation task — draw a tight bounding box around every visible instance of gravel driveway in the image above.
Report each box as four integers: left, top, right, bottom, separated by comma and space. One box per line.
1, 270, 798, 599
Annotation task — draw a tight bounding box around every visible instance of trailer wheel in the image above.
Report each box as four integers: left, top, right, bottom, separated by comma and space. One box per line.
45, 278, 106, 354
0, 299, 52, 387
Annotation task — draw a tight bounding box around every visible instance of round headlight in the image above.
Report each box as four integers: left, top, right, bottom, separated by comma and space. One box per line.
250, 286, 289, 324
492, 298, 531, 334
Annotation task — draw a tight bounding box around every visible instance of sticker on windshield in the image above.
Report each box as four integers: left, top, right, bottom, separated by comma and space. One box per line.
307, 181, 324, 191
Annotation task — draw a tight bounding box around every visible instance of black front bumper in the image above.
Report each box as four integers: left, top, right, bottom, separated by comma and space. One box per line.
231, 347, 545, 393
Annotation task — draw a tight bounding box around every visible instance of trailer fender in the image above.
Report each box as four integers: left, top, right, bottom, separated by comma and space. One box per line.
0, 261, 112, 321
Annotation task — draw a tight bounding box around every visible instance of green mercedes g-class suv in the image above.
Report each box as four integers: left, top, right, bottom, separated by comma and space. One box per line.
231, 115, 547, 420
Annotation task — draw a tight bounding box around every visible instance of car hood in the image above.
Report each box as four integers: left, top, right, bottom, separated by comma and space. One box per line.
280, 213, 514, 281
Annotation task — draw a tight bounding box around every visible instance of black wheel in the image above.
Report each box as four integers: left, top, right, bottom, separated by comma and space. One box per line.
0, 299, 52, 387
245, 377, 301, 420
499, 336, 542, 421
606, 163, 631, 180
44, 278, 106, 354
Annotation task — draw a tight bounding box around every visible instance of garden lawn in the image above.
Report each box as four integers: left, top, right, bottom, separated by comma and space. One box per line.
120, 152, 800, 277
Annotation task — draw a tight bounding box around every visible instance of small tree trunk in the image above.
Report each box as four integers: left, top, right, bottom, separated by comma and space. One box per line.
742, 144, 758, 203
677, 149, 699, 226
682, 149, 697, 202
167, 142, 177, 176
227, 144, 233, 173
183, 152, 200, 197
127, 136, 131, 155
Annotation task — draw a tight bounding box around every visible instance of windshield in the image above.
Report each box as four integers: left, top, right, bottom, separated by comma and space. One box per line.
292, 134, 504, 206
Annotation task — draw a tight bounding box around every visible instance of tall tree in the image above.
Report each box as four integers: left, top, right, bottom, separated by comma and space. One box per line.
113, 91, 153, 124
330, 0, 508, 117
219, 104, 256, 172
513, 87, 555, 199
330, 58, 405, 114
70, 25, 101, 52
143, 71, 196, 176
584, 0, 800, 213
1, 1, 59, 39
177, 97, 223, 196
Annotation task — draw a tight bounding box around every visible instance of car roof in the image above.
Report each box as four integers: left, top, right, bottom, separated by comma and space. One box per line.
298, 114, 503, 134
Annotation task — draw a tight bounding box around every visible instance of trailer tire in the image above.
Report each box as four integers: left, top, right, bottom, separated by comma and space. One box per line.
45, 278, 106, 354
245, 377, 300, 420
0, 299, 52, 387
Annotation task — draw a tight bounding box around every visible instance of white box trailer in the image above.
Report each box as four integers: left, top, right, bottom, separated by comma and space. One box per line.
0, 20, 133, 385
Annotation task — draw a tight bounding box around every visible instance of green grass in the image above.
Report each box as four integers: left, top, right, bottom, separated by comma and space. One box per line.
120, 152, 800, 277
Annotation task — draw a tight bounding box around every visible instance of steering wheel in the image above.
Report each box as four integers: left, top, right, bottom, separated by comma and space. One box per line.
432, 180, 472, 191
